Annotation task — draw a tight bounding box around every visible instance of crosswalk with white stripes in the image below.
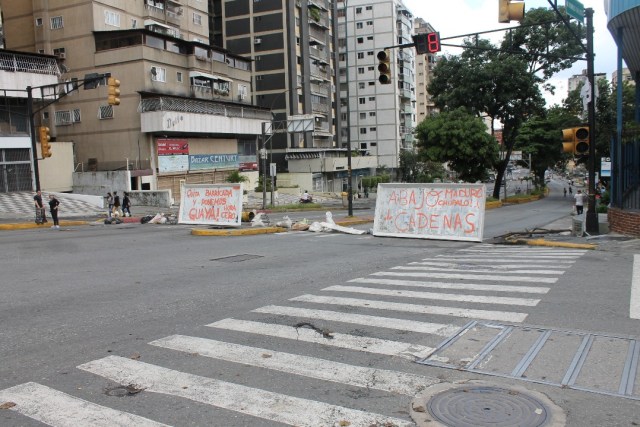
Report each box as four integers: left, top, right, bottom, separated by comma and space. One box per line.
0, 245, 588, 426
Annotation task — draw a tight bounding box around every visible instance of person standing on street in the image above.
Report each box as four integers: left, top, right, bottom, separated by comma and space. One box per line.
113, 191, 121, 216
564, 188, 567, 197
48, 194, 60, 229
574, 189, 586, 215
122, 192, 131, 217
106, 192, 114, 218
34, 190, 47, 224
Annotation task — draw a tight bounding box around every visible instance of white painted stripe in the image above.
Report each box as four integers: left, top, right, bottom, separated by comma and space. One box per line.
449, 253, 579, 259
460, 248, 586, 254
290, 294, 528, 323
78, 356, 412, 427
374, 271, 558, 283
323, 285, 540, 306
409, 261, 564, 269
400, 265, 564, 275
254, 305, 459, 336
432, 257, 575, 264
631, 255, 640, 319
207, 318, 434, 359
150, 334, 440, 396
0, 382, 168, 427
350, 277, 550, 294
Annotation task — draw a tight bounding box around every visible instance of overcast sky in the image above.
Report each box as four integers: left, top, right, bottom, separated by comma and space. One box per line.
402, 0, 620, 105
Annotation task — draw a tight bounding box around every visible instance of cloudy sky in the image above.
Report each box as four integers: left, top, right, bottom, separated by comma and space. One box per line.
402, 0, 620, 105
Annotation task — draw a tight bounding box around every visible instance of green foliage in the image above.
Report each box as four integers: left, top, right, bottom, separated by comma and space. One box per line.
254, 175, 276, 192
415, 107, 499, 182
361, 174, 391, 190
225, 170, 249, 183
398, 150, 445, 183
428, 7, 585, 198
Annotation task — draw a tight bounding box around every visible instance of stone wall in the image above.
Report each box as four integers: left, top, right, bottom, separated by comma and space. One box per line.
608, 207, 640, 237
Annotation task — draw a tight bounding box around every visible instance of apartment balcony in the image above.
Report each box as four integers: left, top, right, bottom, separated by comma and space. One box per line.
311, 101, 330, 114
309, 26, 328, 44
309, 46, 329, 64
310, 64, 330, 81
399, 88, 412, 99
308, 0, 329, 11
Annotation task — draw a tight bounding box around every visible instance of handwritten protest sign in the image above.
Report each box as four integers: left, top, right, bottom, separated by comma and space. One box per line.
178, 183, 243, 227
373, 183, 485, 242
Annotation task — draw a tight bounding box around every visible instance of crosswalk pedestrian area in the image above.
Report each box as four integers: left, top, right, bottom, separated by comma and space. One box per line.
3, 245, 630, 426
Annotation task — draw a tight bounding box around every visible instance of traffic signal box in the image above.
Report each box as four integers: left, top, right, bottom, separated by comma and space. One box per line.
562, 127, 589, 156
499, 0, 525, 23
107, 77, 121, 105
377, 49, 392, 85
413, 32, 441, 55
39, 126, 52, 158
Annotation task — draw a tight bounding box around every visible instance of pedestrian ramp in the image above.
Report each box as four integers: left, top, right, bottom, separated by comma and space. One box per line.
418, 320, 640, 401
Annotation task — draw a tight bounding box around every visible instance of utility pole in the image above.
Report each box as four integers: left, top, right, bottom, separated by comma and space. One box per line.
584, 7, 599, 234
26, 87, 41, 191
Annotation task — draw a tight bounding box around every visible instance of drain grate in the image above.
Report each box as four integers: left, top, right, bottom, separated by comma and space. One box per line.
210, 254, 263, 263
428, 386, 549, 427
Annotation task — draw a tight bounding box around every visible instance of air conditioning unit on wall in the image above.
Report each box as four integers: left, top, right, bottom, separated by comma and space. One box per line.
254, 38, 262, 45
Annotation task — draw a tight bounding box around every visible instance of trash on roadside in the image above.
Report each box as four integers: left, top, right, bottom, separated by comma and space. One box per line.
251, 212, 268, 227
275, 216, 292, 228
307, 211, 366, 235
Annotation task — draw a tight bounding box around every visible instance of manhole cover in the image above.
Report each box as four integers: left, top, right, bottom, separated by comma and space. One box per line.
210, 254, 263, 263
428, 386, 549, 427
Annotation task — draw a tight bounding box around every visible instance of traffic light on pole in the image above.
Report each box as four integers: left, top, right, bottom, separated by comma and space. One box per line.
413, 32, 441, 55
107, 77, 121, 105
377, 49, 392, 85
39, 126, 52, 158
498, 0, 525, 23
561, 127, 589, 156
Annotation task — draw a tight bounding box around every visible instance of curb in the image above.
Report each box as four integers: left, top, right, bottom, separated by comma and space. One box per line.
0, 220, 89, 230
523, 238, 597, 250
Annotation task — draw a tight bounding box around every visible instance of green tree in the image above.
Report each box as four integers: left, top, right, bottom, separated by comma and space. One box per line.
415, 107, 498, 182
515, 106, 579, 184
399, 150, 445, 183
428, 7, 585, 198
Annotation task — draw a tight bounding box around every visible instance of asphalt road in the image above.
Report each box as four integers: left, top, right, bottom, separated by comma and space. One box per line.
1, 187, 638, 426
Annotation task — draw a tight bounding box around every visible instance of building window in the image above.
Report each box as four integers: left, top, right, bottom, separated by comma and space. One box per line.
357, 37, 363, 44
357, 52, 364, 59
35, 18, 43, 27
53, 47, 66, 58
356, 22, 363, 29
55, 109, 80, 125
193, 13, 202, 25
366, 5, 373, 10
151, 66, 166, 82
369, 127, 377, 132
368, 96, 375, 101
367, 36, 373, 40
131, 18, 137, 28
50, 16, 63, 30
368, 81, 375, 86
367, 51, 374, 56
177, 72, 183, 83
358, 83, 365, 89
104, 10, 121, 27
357, 67, 364, 74
359, 112, 366, 119
38, 49, 45, 54
360, 128, 367, 134
369, 111, 376, 117
370, 142, 377, 147
367, 20, 373, 26
360, 143, 367, 149
367, 66, 374, 71
98, 105, 114, 120
359, 97, 365, 104
238, 84, 248, 100
355, 7, 362, 13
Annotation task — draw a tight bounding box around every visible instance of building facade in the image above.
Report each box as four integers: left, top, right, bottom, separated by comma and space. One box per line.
0, 0, 269, 197
210, 0, 372, 193
338, 0, 416, 176
0, 50, 60, 192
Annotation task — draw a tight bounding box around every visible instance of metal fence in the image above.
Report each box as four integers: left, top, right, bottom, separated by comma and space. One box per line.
0, 149, 33, 192
138, 97, 271, 121
614, 138, 640, 209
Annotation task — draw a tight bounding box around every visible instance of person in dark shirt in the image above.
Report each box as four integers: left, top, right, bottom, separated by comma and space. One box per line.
122, 192, 131, 217
48, 194, 60, 229
34, 190, 47, 224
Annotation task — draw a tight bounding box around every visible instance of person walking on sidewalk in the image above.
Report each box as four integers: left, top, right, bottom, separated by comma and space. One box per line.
122, 192, 131, 217
34, 190, 47, 224
48, 194, 60, 229
106, 192, 114, 218
574, 189, 586, 215
113, 191, 121, 216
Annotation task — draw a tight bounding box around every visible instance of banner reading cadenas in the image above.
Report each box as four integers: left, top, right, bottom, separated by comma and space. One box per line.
373, 183, 486, 242
178, 183, 243, 227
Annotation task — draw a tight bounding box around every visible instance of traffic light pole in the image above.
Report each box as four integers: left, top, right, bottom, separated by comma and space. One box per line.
26, 86, 41, 192
584, 8, 599, 234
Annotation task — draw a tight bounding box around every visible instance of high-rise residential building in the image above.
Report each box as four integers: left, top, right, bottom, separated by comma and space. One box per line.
338, 0, 416, 175
567, 69, 608, 94
210, 0, 371, 193
413, 17, 438, 124
0, 0, 268, 197
612, 67, 634, 87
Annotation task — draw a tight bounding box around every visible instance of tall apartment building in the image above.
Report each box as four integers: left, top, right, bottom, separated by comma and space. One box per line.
567, 69, 608, 94
612, 67, 634, 87
210, 0, 373, 193
0, 0, 269, 197
413, 17, 438, 124
337, 0, 416, 173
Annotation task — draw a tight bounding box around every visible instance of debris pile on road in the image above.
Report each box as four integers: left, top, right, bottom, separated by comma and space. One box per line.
140, 213, 178, 225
